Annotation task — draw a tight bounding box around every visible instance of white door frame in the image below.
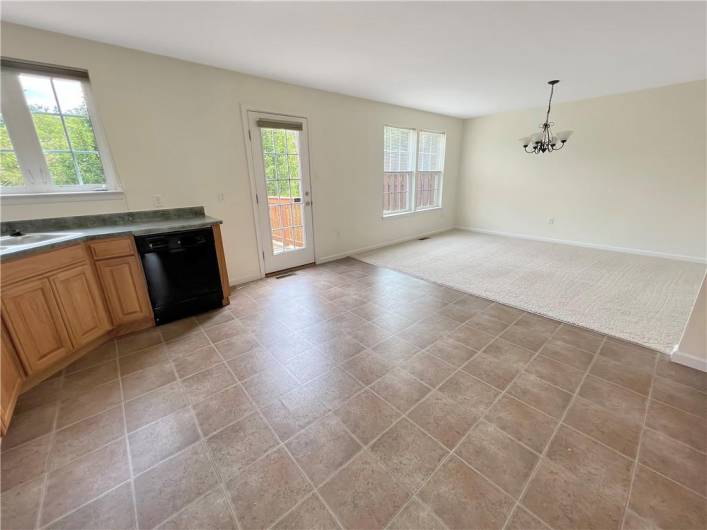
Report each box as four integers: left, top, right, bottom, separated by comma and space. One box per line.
240, 105, 316, 276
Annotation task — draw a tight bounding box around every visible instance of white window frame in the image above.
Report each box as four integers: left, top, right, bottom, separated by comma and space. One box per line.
383, 125, 416, 216
382, 125, 446, 218
1, 65, 121, 196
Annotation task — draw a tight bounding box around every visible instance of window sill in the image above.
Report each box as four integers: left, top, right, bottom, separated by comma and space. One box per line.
383, 206, 443, 219
0, 190, 125, 205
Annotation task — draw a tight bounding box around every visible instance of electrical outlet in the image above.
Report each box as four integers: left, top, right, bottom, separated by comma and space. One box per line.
548, 217, 555, 225
152, 194, 164, 208
217, 192, 225, 202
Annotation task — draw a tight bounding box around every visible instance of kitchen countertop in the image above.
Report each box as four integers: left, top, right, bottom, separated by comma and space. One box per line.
0, 207, 222, 261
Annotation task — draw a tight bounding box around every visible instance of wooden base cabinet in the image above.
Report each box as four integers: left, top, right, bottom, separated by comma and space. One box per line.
2, 276, 74, 373
50, 263, 111, 349
0, 227, 227, 435
1, 323, 25, 435
1, 244, 112, 377
89, 238, 153, 329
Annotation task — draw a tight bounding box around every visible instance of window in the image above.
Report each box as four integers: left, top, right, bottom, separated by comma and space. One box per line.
383, 126, 445, 216
383, 126, 416, 214
260, 125, 306, 254
0, 60, 119, 195
415, 130, 445, 210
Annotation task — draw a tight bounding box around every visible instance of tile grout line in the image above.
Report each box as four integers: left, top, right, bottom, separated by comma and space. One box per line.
45, 385, 122, 433
6, 308, 576, 506
266, 490, 335, 530
1, 308, 577, 460
359, 378, 534, 509
46, 342, 678, 530
24, 320, 682, 491
649, 370, 707, 397
619, 350, 661, 530
255, 284, 453, 528
341, 308, 562, 516
39, 479, 134, 529
115, 337, 142, 530
500, 335, 608, 530
321, 299, 612, 528
434, 360, 667, 468
640, 424, 707, 456
222, 278, 460, 528
275, 432, 349, 530
9, 284, 516, 504
214, 326, 349, 530
32, 368, 65, 530
113, 274, 704, 517
35, 341, 128, 529
120, 325, 212, 530
162, 322, 245, 530
114, 321, 240, 529
9, 263, 695, 530
151, 486, 226, 530
192, 312, 336, 530
381, 311, 567, 528
643, 391, 707, 420
624, 450, 707, 501
243, 351, 352, 529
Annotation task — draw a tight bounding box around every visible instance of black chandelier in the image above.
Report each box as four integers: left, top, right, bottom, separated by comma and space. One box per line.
521, 80, 572, 154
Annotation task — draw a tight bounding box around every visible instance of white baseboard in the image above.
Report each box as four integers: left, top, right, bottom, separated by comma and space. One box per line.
457, 226, 707, 265
230, 271, 264, 287
316, 227, 454, 264
671, 348, 707, 372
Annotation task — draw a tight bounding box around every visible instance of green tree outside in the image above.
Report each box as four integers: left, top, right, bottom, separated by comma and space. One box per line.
261, 128, 302, 199
0, 84, 106, 188
0, 114, 23, 187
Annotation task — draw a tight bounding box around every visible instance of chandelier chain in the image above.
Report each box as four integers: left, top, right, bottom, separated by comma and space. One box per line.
545, 82, 554, 125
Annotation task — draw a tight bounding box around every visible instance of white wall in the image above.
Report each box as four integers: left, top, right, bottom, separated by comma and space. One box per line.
674, 274, 707, 372
0, 23, 462, 284
457, 81, 707, 262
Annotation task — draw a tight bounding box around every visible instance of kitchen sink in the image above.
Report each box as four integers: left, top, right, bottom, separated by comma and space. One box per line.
0, 232, 81, 251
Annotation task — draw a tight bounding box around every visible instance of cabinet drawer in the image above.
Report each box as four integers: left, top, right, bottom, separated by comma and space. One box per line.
88, 237, 135, 260
1, 244, 87, 286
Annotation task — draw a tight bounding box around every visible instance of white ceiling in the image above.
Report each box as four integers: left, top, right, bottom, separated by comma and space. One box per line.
2, 1, 705, 118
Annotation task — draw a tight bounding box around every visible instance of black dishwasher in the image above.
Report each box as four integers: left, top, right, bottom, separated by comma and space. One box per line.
135, 228, 223, 325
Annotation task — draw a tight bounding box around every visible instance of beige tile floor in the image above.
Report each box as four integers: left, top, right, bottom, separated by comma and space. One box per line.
1, 258, 705, 530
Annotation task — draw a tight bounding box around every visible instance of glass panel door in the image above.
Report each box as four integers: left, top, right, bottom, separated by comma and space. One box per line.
248, 112, 315, 274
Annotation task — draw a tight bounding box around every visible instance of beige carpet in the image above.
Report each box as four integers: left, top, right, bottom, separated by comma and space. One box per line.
356, 230, 706, 353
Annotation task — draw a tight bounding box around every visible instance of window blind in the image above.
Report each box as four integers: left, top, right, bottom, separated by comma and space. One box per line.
1, 57, 89, 80
256, 119, 303, 131
384, 126, 416, 172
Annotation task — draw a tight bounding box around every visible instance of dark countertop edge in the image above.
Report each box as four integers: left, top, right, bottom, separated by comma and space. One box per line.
0, 216, 222, 262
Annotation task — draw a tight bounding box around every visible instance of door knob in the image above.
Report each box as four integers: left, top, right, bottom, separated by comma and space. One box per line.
305, 201, 312, 206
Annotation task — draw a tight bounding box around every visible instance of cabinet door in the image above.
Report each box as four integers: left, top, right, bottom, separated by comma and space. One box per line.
50, 264, 111, 349
95, 256, 152, 326
1, 323, 25, 434
2, 277, 73, 373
